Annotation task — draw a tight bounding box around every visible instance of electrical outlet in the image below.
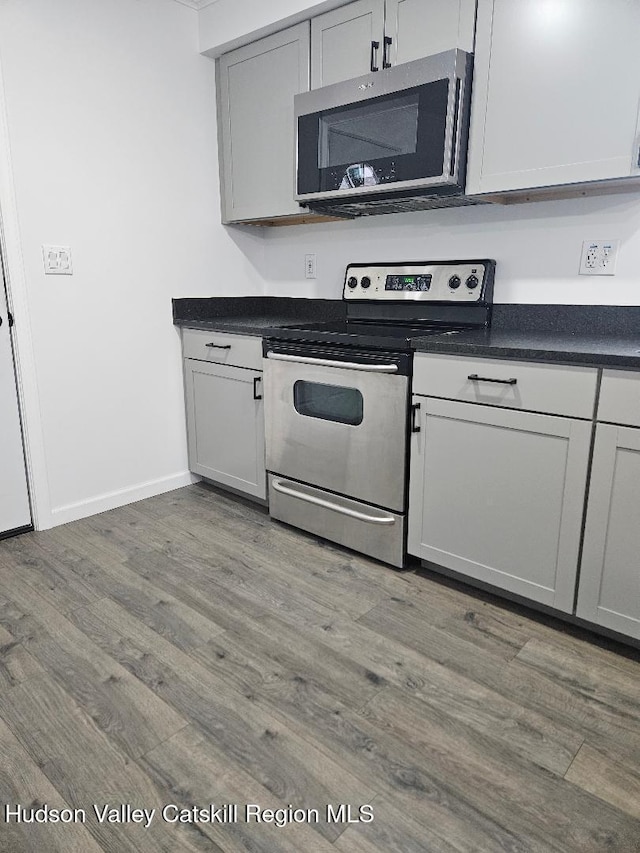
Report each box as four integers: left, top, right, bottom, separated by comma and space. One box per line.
42, 245, 73, 275
579, 240, 619, 276
305, 253, 316, 279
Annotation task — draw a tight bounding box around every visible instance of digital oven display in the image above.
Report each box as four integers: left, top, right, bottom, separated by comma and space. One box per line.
385, 274, 432, 292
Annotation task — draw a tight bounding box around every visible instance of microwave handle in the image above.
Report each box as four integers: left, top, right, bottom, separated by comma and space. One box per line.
449, 77, 462, 178
370, 40, 380, 73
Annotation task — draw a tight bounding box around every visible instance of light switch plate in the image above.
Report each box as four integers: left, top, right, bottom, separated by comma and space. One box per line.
43, 245, 73, 275
579, 240, 619, 275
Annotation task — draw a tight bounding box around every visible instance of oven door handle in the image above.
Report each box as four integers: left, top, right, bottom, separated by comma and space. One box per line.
266, 352, 398, 373
271, 478, 397, 525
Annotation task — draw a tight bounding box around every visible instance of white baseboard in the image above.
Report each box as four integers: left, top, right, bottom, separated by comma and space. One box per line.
44, 471, 201, 529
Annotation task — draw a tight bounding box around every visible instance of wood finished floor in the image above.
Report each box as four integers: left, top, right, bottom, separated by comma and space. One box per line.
0, 483, 639, 852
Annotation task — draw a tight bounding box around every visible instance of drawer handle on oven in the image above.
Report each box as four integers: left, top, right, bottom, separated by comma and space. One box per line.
271, 479, 396, 525
468, 374, 517, 386
266, 352, 398, 373
206, 342, 232, 349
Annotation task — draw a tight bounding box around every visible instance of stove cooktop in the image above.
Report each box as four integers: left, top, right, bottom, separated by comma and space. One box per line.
268, 320, 463, 351
265, 261, 495, 351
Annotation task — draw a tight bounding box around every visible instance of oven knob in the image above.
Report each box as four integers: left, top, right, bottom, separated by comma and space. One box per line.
361, 276, 371, 289
347, 276, 358, 289
466, 275, 479, 289
448, 275, 461, 289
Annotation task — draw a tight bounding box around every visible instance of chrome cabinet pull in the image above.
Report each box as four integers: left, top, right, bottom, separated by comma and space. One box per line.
272, 478, 396, 525
468, 373, 517, 386
266, 352, 398, 373
253, 376, 262, 400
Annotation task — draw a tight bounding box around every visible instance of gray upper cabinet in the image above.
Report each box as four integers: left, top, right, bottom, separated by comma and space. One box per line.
311, 0, 385, 89
218, 23, 310, 223
311, 0, 476, 88
386, 0, 476, 66
467, 0, 640, 195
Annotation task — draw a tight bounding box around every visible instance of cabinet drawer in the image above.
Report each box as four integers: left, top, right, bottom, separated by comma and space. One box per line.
413, 354, 597, 419
181, 328, 262, 370
598, 369, 640, 427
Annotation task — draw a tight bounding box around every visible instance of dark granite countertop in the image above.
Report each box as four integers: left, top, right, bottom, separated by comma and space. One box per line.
173, 298, 640, 370
412, 328, 640, 369
413, 305, 640, 369
172, 296, 345, 336
174, 315, 315, 336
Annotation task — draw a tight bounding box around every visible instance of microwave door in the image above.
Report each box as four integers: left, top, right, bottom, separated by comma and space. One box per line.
295, 49, 472, 202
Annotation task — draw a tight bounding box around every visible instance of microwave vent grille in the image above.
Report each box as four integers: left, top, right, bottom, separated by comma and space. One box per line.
303, 194, 489, 219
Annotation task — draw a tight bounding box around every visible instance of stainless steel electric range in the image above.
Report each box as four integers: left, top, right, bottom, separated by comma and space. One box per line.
262, 260, 496, 567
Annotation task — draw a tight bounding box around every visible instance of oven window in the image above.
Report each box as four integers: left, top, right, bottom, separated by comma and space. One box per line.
293, 381, 363, 426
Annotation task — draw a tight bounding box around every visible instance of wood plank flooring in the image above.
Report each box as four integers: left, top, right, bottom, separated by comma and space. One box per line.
0, 482, 639, 852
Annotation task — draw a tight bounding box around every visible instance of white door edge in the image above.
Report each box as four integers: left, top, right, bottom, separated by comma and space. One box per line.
0, 52, 52, 530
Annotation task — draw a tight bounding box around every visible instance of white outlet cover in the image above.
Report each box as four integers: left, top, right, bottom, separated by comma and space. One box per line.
43, 245, 73, 275
579, 240, 619, 276
305, 253, 317, 279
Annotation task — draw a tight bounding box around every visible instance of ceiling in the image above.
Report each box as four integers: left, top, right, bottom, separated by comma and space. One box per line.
172, 0, 219, 10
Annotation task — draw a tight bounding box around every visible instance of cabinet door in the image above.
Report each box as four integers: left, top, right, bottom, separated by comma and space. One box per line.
408, 397, 592, 612
218, 23, 309, 222
184, 359, 266, 500
311, 0, 385, 88
467, 0, 640, 194
385, 0, 476, 66
577, 424, 640, 639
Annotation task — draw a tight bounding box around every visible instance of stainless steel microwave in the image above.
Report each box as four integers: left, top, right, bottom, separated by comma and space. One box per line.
294, 50, 474, 217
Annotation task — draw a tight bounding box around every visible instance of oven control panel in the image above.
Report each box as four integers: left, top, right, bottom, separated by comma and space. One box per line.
343, 261, 495, 303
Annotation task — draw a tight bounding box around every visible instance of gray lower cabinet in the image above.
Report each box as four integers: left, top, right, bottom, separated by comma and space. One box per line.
467, 0, 640, 195
408, 396, 592, 612
217, 23, 310, 223
183, 357, 266, 501
311, 0, 475, 88
576, 425, 640, 639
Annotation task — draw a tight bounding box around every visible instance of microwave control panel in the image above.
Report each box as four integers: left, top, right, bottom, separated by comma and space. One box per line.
343, 261, 495, 303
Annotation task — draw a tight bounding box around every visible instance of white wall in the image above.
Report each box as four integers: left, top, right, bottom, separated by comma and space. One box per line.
202, 0, 640, 306
262, 193, 640, 305
199, 0, 349, 56
0, 0, 265, 528
4, 1, 640, 532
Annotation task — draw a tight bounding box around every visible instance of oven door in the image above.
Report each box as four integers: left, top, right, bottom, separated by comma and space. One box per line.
264, 345, 409, 513
295, 49, 472, 202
